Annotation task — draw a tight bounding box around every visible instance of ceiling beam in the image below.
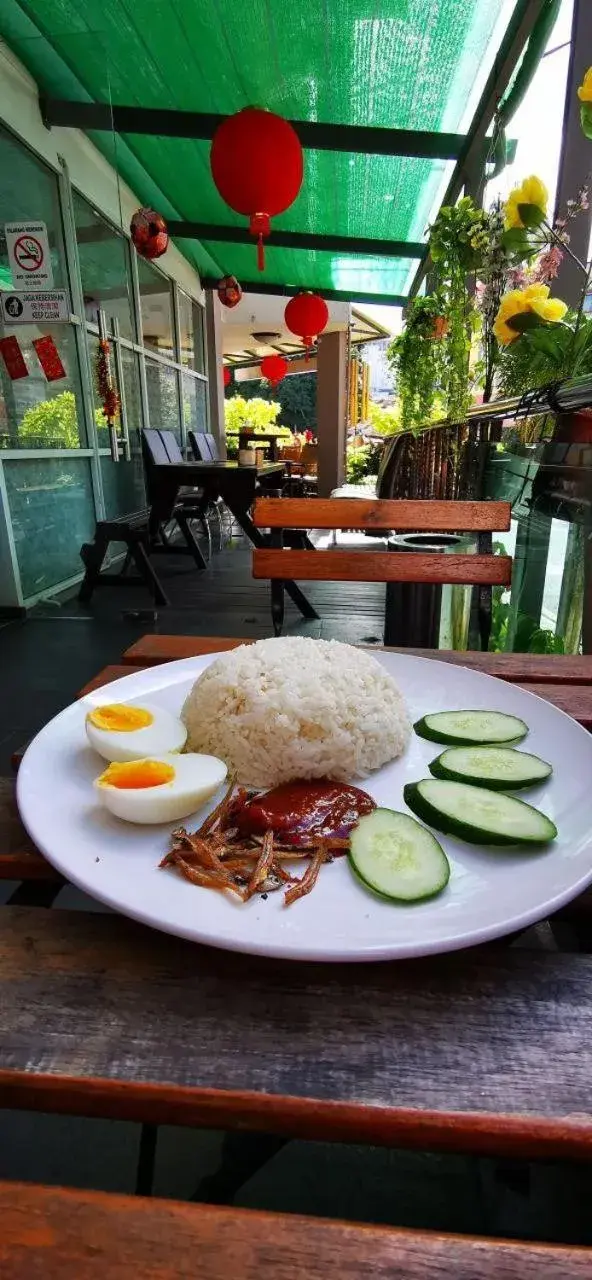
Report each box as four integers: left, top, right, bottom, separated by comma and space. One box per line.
40, 98, 465, 159
202, 277, 406, 306
167, 220, 425, 259
407, 0, 545, 300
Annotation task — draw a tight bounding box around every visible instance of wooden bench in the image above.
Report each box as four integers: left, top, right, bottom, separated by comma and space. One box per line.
251, 497, 511, 642
2, 1177, 589, 1280
79, 511, 171, 607
1, 1180, 591, 1278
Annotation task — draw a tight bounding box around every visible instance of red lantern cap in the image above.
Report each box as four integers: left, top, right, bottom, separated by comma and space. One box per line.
211, 108, 303, 271
284, 292, 329, 356
130, 208, 169, 260
260, 354, 288, 387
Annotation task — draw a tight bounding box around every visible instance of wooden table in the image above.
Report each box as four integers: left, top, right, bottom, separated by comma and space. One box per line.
3, 639, 592, 1275
149, 462, 318, 621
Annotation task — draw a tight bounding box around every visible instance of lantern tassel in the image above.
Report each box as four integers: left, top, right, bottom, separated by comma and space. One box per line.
257, 233, 265, 271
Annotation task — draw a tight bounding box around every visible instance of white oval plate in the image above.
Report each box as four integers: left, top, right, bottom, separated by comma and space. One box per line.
17, 650, 592, 962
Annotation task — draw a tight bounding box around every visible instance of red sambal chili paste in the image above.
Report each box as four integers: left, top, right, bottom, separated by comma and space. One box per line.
234, 779, 375, 849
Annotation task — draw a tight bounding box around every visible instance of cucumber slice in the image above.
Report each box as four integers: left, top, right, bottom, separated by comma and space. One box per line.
404, 779, 557, 846
429, 746, 552, 790
349, 808, 450, 902
414, 709, 528, 746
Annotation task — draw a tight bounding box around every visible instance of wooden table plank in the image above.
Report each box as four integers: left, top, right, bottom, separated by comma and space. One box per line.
121, 634, 592, 684
518, 684, 592, 730
2, 908, 592, 1158
1, 1182, 591, 1280
0, 779, 60, 881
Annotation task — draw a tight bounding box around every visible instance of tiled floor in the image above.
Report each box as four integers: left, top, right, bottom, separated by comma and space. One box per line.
1, 529, 591, 1239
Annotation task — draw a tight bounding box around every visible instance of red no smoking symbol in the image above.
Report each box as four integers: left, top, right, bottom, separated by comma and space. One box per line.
14, 234, 44, 272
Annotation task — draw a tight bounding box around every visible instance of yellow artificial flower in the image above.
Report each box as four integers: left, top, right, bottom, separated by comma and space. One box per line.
504, 175, 548, 229
578, 67, 592, 102
493, 283, 567, 346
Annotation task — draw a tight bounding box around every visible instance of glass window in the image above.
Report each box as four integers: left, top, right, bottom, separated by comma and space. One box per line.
119, 346, 143, 434
73, 191, 135, 340
178, 289, 205, 372
145, 358, 180, 438
0, 123, 68, 291
182, 373, 207, 436
4, 456, 96, 598
0, 326, 85, 449
136, 258, 174, 356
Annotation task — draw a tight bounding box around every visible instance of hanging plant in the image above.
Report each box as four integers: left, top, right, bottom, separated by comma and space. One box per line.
387, 295, 447, 433
96, 339, 120, 423
429, 196, 490, 421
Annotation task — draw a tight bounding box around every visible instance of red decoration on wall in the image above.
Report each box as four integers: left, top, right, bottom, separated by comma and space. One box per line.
130, 208, 169, 260
210, 108, 303, 271
96, 339, 120, 423
0, 335, 28, 380
260, 353, 288, 387
284, 292, 329, 357
223, 366, 231, 387
33, 335, 66, 382
217, 275, 242, 308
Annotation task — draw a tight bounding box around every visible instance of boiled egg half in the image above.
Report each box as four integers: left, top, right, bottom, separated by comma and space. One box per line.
85, 702, 187, 762
94, 754, 227, 824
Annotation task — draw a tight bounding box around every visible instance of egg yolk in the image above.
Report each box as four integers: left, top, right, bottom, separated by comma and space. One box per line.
87, 704, 154, 732
98, 760, 175, 789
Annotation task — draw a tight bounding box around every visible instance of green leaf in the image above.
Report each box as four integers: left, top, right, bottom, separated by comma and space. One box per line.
506, 311, 544, 333
517, 201, 546, 227
580, 102, 592, 141
501, 227, 529, 251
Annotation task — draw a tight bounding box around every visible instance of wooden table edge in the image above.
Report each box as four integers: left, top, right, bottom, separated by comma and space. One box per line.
1, 1070, 591, 1160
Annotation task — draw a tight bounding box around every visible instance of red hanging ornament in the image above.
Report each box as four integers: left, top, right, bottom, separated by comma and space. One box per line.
96, 339, 120, 423
210, 108, 303, 271
130, 208, 169, 260
223, 366, 232, 387
284, 292, 329, 358
217, 275, 243, 308
260, 354, 288, 387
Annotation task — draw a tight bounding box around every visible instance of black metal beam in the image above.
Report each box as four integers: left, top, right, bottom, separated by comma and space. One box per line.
40, 98, 465, 159
407, 0, 545, 300
202, 277, 407, 306
167, 220, 425, 259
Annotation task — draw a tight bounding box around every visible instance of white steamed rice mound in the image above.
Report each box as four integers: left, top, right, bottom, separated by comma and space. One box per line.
181, 636, 410, 788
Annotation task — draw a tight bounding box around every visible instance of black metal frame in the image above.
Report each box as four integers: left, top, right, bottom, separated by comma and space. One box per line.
167, 221, 426, 260
201, 277, 407, 306
40, 99, 464, 158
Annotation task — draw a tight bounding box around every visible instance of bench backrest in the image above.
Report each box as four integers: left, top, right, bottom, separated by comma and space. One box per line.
251, 497, 512, 587
189, 431, 220, 462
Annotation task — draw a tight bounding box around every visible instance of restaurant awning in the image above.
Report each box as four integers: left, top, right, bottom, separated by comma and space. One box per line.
0, 0, 550, 304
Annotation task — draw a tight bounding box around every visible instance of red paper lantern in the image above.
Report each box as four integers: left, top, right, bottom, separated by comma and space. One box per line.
130, 208, 169, 260
260, 354, 288, 387
217, 275, 242, 308
284, 292, 329, 355
223, 366, 232, 387
211, 108, 303, 271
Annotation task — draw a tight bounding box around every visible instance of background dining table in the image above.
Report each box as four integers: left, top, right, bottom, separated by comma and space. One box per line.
3, 637, 592, 1275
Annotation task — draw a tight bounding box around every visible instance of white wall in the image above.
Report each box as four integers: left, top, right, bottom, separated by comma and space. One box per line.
0, 39, 204, 303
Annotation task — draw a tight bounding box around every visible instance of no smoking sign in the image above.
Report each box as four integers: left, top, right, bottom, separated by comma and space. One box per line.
5, 221, 53, 290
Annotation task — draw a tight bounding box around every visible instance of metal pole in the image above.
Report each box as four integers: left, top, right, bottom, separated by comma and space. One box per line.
553, 0, 592, 307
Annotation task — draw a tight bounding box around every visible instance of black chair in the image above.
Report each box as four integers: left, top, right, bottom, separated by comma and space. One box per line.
188, 430, 221, 462
141, 429, 211, 568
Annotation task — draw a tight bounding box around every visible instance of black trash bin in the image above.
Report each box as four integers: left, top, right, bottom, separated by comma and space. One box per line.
384, 532, 472, 647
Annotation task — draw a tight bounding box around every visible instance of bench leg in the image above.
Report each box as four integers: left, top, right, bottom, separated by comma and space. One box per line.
177, 512, 208, 571
131, 541, 170, 607
284, 578, 319, 620
78, 533, 108, 603
271, 580, 285, 636
191, 1132, 288, 1205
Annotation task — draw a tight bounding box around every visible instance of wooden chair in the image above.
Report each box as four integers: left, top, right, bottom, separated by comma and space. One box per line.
188, 430, 221, 462
252, 496, 512, 643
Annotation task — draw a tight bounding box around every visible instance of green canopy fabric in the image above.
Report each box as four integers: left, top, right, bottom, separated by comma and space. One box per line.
0, 0, 537, 302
